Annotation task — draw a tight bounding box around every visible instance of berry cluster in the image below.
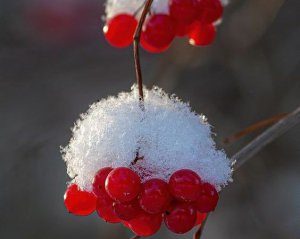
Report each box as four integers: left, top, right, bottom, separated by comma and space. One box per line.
64, 167, 219, 236
103, 0, 224, 52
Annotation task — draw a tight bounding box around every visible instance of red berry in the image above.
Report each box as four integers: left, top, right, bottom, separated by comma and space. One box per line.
64, 184, 97, 216
188, 22, 216, 46
193, 0, 223, 23
105, 167, 141, 203
142, 14, 175, 49
195, 212, 207, 225
139, 179, 172, 214
173, 22, 190, 37
113, 200, 142, 221
164, 203, 196, 234
169, 0, 197, 25
169, 169, 202, 202
96, 191, 120, 223
93, 167, 113, 197
141, 33, 169, 53
128, 212, 162, 236
103, 14, 138, 48
194, 183, 219, 212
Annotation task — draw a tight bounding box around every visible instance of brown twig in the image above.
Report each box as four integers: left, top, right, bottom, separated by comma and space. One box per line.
133, 0, 153, 101
193, 214, 210, 239
232, 105, 300, 170
130, 236, 141, 239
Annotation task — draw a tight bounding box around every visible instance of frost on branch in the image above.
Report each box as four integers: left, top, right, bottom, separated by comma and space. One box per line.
62, 85, 232, 191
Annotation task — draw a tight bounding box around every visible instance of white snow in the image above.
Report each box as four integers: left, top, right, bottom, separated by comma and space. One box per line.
62, 85, 232, 191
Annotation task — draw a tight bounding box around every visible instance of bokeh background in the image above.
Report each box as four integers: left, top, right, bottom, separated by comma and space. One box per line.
1, 0, 300, 238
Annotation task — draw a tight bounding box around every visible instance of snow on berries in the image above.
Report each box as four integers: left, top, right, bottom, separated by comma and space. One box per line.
103, 0, 229, 51
62, 85, 232, 236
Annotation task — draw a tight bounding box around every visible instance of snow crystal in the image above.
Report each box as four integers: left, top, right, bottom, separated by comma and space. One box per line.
62, 85, 232, 191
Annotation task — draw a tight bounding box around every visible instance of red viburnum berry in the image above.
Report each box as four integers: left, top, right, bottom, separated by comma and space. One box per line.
169, 0, 197, 25
103, 14, 138, 48
128, 211, 163, 236
194, 183, 219, 213
188, 22, 216, 46
96, 191, 120, 223
92, 167, 113, 197
64, 184, 97, 216
164, 203, 197, 234
169, 169, 202, 202
139, 178, 172, 214
142, 14, 175, 50
105, 167, 141, 203
193, 0, 223, 24
113, 199, 142, 221
195, 212, 207, 225
141, 33, 169, 53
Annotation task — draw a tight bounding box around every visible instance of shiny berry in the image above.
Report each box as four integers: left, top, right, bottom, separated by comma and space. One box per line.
142, 14, 175, 49
164, 203, 197, 234
93, 167, 113, 197
96, 191, 120, 223
128, 212, 162, 236
103, 14, 138, 48
141, 33, 169, 53
169, 169, 202, 202
139, 179, 172, 214
64, 184, 97, 216
195, 183, 219, 212
105, 167, 141, 203
169, 0, 197, 25
113, 200, 142, 221
188, 22, 216, 46
193, 0, 223, 23
195, 212, 207, 225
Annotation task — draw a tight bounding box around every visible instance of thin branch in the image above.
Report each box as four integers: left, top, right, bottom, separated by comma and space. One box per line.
232, 105, 300, 170
130, 236, 141, 239
193, 215, 210, 239
133, 0, 153, 101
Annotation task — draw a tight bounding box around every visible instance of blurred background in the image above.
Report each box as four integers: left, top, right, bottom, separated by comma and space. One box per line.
1, 0, 299, 238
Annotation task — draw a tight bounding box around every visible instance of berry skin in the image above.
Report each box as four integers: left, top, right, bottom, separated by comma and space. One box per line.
141, 33, 169, 53
195, 212, 207, 225
169, 169, 202, 202
142, 14, 175, 50
105, 167, 141, 203
128, 211, 163, 236
92, 167, 113, 197
113, 199, 142, 221
188, 22, 216, 46
164, 203, 197, 234
193, 0, 223, 23
64, 184, 97, 216
194, 183, 219, 213
139, 179, 172, 214
96, 191, 120, 223
169, 0, 197, 25
103, 14, 138, 48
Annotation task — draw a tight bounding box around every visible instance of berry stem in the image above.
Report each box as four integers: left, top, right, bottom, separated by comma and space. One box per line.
130, 236, 141, 239
133, 0, 154, 102
193, 214, 209, 239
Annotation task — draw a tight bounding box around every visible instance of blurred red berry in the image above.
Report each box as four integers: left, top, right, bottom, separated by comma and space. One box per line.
113, 200, 142, 221
169, 0, 197, 25
164, 203, 197, 234
188, 22, 216, 46
142, 14, 175, 50
169, 169, 202, 202
92, 167, 113, 197
128, 211, 163, 236
139, 179, 172, 214
195, 212, 207, 225
193, 0, 223, 23
195, 183, 219, 213
103, 14, 138, 48
141, 33, 169, 53
105, 167, 141, 203
96, 191, 120, 223
64, 184, 96, 216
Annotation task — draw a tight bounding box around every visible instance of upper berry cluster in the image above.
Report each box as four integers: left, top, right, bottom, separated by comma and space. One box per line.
64, 167, 218, 236
103, 0, 225, 52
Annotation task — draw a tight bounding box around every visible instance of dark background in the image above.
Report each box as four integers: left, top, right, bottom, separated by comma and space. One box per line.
1, 0, 300, 238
